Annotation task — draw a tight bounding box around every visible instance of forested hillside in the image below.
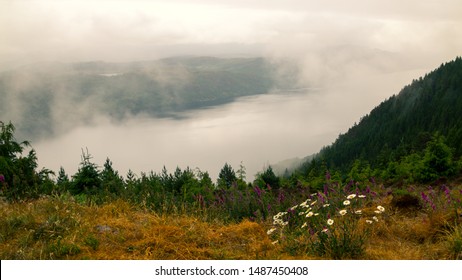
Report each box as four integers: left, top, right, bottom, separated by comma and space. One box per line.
0, 56, 298, 140
297, 57, 462, 184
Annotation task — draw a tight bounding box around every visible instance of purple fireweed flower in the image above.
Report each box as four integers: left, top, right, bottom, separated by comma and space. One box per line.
365, 185, 371, 194
421, 192, 430, 203
318, 192, 326, 204
344, 184, 351, 194
254, 186, 262, 198
325, 171, 331, 181
347, 180, 354, 189
443, 185, 450, 195
277, 191, 285, 204
421, 192, 436, 210
443, 185, 451, 203
0, 174, 5, 183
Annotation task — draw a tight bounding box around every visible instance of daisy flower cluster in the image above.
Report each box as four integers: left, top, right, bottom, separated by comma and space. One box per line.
266, 189, 387, 258
267, 191, 385, 241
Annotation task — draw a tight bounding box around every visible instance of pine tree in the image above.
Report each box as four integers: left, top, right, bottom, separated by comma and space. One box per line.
0, 121, 40, 199
217, 162, 237, 189
419, 134, 454, 182
71, 149, 101, 195
100, 158, 124, 195
56, 166, 70, 193
256, 166, 280, 189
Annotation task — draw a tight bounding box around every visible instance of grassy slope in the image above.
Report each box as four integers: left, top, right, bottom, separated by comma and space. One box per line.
1, 184, 461, 260
0, 197, 279, 260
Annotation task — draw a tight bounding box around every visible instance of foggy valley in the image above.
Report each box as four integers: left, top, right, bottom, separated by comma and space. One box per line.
1, 56, 426, 180
1, 0, 461, 181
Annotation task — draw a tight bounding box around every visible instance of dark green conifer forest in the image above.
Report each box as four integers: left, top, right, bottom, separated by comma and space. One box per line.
296, 57, 462, 186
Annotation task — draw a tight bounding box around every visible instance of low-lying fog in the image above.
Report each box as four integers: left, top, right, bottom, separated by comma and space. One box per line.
33, 68, 423, 181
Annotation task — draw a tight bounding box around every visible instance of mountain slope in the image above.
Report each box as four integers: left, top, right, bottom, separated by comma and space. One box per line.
303, 57, 462, 176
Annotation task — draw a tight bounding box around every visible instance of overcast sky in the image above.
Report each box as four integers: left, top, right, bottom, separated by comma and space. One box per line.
1, 0, 461, 69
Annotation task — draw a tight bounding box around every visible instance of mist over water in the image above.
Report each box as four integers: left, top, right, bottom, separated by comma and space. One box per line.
35, 92, 327, 181
34, 65, 423, 181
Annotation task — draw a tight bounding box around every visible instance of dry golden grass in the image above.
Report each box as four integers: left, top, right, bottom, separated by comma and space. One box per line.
0, 197, 281, 259
0, 192, 460, 260
365, 198, 461, 259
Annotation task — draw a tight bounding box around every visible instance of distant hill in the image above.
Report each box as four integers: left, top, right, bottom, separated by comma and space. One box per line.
0, 56, 299, 140
271, 154, 316, 177
298, 57, 462, 177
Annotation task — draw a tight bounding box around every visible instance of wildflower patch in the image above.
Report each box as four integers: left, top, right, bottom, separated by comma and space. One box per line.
267, 189, 386, 259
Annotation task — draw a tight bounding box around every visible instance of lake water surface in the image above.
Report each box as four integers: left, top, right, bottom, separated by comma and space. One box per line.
35, 67, 420, 181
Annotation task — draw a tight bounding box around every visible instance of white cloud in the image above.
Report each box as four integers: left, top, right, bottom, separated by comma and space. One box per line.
1, 0, 461, 69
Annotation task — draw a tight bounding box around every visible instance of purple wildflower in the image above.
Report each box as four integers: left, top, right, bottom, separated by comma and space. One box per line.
421, 192, 436, 210
277, 191, 285, 204
254, 186, 262, 198
365, 185, 371, 194
443, 185, 451, 203
344, 183, 351, 194
0, 174, 4, 183
421, 192, 430, 203
318, 192, 326, 204
347, 180, 354, 189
